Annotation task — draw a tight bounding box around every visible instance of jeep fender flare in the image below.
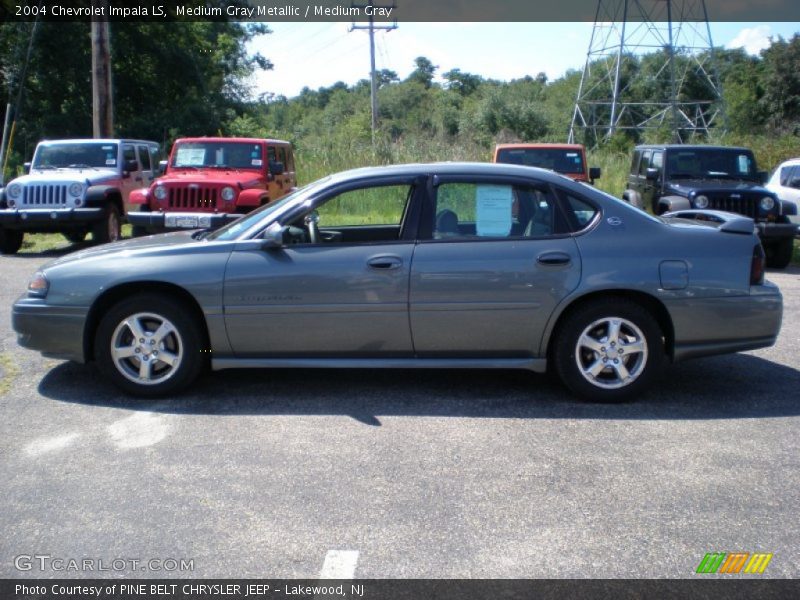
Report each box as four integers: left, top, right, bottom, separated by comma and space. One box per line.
129, 187, 150, 206
86, 185, 123, 212
656, 195, 690, 215
237, 188, 268, 207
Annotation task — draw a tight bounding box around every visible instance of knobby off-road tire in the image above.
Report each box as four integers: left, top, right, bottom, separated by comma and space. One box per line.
94, 293, 206, 397
0, 228, 23, 254
554, 297, 666, 403
765, 238, 794, 269
91, 205, 121, 245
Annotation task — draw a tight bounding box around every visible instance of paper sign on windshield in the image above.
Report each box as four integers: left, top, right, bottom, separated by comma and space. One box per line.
476, 185, 513, 237
175, 147, 206, 166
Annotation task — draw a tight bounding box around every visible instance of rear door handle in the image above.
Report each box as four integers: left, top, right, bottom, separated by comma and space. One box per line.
367, 256, 403, 270
537, 251, 572, 266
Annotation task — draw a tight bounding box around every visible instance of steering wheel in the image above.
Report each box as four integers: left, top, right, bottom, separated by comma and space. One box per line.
304, 211, 320, 244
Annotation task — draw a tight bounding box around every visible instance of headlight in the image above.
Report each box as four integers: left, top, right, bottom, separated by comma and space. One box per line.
694, 194, 709, 209
221, 186, 235, 202
68, 182, 83, 197
760, 196, 775, 211
154, 185, 167, 201
27, 271, 49, 298
6, 183, 21, 199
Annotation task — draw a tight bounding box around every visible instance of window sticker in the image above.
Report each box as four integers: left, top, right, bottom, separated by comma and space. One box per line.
476, 185, 513, 237
101, 146, 114, 150
737, 155, 750, 174
252, 159, 263, 166
175, 147, 206, 166
105, 159, 116, 165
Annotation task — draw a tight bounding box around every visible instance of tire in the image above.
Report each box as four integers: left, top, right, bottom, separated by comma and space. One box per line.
553, 298, 666, 403
94, 293, 206, 397
91, 205, 121, 244
0, 228, 24, 254
63, 231, 87, 244
765, 238, 794, 269
131, 225, 148, 238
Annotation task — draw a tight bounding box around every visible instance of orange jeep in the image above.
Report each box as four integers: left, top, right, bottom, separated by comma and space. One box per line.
493, 143, 601, 184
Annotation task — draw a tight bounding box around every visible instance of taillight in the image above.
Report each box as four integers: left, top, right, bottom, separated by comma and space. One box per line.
750, 243, 765, 285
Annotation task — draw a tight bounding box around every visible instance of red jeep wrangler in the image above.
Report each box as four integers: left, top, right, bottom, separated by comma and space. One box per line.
128, 137, 296, 234
493, 143, 601, 184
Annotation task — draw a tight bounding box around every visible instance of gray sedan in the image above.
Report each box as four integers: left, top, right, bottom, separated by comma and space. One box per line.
12, 163, 783, 402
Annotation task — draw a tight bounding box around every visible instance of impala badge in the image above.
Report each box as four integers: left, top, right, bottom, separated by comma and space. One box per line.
607, 216, 623, 226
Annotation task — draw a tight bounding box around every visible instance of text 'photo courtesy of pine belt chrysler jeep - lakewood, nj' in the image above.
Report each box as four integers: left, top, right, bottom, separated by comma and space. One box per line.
0, 139, 161, 253
11, 163, 783, 403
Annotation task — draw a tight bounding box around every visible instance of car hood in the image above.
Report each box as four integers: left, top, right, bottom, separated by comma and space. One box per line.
41, 231, 206, 270
158, 169, 264, 188
13, 168, 119, 186
667, 179, 770, 195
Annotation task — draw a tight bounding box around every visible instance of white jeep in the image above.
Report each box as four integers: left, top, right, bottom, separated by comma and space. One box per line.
0, 139, 160, 254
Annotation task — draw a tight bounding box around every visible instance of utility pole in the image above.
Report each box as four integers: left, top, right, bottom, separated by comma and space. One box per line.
91, 0, 113, 138
350, 3, 397, 143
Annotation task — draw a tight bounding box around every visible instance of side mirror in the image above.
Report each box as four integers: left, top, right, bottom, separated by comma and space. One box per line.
158, 160, 168, 174
123, 159, 138, 175
645, 167, 660, 181
24, 162, 31, 173
757, 170, 768, 185
589, 166, 601, 182
260, 222, 287, 248
269, 160, 284, 176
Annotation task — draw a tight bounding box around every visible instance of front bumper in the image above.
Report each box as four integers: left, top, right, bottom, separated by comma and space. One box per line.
128, 210, 240, 230
0, 207, 103, 229
12, 298, 89, 363
757, 221, 798, 240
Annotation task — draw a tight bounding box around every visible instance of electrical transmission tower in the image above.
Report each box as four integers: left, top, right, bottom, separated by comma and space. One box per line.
568, 0, 725, 146
350, 3, 397, 143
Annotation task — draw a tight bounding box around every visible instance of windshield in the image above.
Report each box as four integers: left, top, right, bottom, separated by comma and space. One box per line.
496, 148, 585, 175
33, 143, 118, 169
172, 141, 263, 169
666, 149, 758, 180
206, 177, 331, 242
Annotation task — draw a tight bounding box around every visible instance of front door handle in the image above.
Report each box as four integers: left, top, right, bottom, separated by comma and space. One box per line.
367, 255, 403, 270
537, 251, 572, 266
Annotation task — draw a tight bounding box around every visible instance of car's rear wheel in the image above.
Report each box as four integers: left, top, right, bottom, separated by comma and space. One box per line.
765, 238, 794, 269
554, 298, 665, 402
95, 294, 205, 397
0, 228, 23, 254
92, 205, 121, 244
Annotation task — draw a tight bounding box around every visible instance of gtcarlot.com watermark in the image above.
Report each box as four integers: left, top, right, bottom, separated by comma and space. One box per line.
14, 554, 194, 573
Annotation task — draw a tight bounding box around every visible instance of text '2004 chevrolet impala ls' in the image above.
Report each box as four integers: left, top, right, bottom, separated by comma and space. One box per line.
12, 163, 783, 402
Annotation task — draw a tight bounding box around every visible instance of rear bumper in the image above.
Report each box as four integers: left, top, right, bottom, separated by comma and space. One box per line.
669, 282, 783, 361
0, 207, 103, 229
128, 210, 239, 230
12, 298, 89, 363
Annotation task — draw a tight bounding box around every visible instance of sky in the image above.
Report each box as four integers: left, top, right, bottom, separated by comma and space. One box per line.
247, 21, 799, 99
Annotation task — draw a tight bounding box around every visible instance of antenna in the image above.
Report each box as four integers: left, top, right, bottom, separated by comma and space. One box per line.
568, 0, 725, 146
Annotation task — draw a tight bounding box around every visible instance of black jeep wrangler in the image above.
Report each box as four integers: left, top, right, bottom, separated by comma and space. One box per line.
623, 144, 798, 268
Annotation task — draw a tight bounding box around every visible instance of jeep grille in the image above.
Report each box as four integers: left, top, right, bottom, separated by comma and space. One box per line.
21, 184, 69, 206
706, 195, 759, 219
168, 187, 219, 210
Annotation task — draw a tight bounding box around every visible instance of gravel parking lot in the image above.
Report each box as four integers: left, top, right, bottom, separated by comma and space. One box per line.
1, 248, 798, 579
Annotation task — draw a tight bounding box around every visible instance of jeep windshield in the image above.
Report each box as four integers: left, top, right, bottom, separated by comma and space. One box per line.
32, 143, 118, 169
496, 148, 585, 175
666, 149, 759, 182
171, 141, 263, 170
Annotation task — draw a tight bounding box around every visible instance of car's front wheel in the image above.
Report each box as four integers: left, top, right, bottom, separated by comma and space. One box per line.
765, 238, 794, 269
94, 294, 205, 397
92, 205, 121, 244
0, 228, 23, 254
554, 298, 665, 402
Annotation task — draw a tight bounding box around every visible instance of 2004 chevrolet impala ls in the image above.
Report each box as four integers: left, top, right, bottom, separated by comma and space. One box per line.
12, 163, 783, 402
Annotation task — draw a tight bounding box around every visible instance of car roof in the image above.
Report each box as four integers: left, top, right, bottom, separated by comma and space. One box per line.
495, 143, 586, 151
174, 137, 291, 145
776, 157, 800, 166
635, 144, 752, 152
38, 138, 158, 145
323, 162, 574, 185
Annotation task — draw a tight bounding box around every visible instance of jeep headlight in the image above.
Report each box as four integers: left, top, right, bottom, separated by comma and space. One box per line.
695, 194, 709, 209
221, 186, 235, 202
68, 182, 84, 197
27, 271, 49, 298
154, 185, 167, 201
760, 196, 775, 211
6, 183, 21, 199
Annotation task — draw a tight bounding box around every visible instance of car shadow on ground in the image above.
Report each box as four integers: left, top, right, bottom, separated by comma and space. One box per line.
37, 352, 800, 425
